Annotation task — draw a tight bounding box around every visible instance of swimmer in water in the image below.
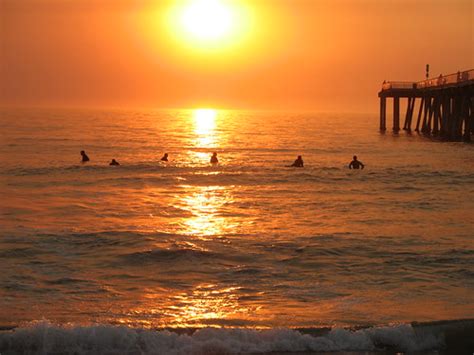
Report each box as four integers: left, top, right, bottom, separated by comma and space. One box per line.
349, 155, 364, 169
160, 153, 168, 162
291, 155, 304, 167
109, 159, 120, 166
210, 152, 219, 164
80, 150, 90, 163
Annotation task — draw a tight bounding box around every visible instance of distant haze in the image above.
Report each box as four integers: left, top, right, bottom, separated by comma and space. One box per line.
1, 0, 472, 112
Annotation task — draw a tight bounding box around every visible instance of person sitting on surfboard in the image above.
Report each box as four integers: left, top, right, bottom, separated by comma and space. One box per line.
291, 155, 304, 167
161, 153, 169, 162
210, 152, 219, 164
80, 150, 90, 163
349, 155, 364, 169
109, 159, 120, 166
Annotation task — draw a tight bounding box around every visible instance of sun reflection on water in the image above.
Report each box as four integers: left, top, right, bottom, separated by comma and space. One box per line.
194, 108, 217, 135
167, 284, 253, 327
175, 185, 237, 239
190, 108, 221, 163
194, 108, 217, 148
120, 283, 260, 328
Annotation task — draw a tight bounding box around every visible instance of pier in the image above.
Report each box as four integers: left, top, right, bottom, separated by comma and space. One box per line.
378, 69, 473, 141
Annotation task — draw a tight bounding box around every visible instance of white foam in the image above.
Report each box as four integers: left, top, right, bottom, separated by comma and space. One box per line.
0, 321, 445, 354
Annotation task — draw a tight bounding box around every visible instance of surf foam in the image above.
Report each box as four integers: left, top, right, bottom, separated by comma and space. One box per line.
0, 321, 448, 354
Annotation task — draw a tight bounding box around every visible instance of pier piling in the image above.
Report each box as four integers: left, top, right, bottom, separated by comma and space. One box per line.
393, 97, 400, 132
415, 97, 424, 132
380, 97, 386, 131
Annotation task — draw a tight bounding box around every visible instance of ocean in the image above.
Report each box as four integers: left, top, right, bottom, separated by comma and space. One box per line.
1, 108, 473, 354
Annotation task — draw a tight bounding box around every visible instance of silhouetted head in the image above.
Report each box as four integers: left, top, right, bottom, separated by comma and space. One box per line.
164, 153, 168, 157
213, 152, 217, 157
81, 150, 85, 155
353, 155, 357, 160
298, 155, 302, 159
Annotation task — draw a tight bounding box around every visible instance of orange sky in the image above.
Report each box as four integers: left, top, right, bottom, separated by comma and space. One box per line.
1, 0, 472, 111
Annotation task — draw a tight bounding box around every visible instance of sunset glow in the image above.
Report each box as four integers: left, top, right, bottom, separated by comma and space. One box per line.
2, 1, 472, 109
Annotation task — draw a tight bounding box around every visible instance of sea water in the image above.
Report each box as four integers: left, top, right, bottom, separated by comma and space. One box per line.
1, 108, 473, 353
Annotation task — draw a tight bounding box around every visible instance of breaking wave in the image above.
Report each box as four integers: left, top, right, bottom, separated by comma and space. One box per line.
1, 320, 473, 354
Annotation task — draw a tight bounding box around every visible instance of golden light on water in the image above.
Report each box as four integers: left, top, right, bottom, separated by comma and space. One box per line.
191, 108, 219, 162
194, 108, 217, 135
168, 284, 252, 326
123, 284, 260, 328
176, 185, 237, 239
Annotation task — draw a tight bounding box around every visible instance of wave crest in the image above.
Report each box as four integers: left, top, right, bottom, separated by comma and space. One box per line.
1, 320, 465, 354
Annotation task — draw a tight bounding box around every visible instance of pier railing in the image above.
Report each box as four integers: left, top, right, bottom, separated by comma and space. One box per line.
381, 69, 473, 91
382, 81, 415, 90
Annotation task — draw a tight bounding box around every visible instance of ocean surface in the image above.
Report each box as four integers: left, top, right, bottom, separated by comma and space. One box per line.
1, 108, 473, 353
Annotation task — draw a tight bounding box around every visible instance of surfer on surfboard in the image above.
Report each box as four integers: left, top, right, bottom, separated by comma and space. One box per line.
349, 155, 364, 169
210, 152, 219, 164
289, 155, 304, 167
80, 150, 90, 163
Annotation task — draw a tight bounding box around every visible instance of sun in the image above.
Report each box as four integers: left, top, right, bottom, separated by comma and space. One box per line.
165, 0, 251, 50
180, 0, 234, 41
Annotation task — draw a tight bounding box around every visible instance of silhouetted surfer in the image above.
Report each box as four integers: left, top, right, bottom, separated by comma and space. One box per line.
109, 159, 120, 166
290, 155, 304, 167
210, 152, 219, 164
80, 150, 90, 163
161, 153, 169, 162
349, 155, 364, 169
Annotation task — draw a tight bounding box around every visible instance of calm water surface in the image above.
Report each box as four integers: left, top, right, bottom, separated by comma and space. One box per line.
1, 108, 473, 330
